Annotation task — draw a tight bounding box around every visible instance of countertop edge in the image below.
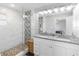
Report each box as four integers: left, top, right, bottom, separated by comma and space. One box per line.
32, 35, 79, 46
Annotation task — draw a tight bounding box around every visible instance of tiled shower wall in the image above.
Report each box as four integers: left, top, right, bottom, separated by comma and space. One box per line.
23, 10, 31, 40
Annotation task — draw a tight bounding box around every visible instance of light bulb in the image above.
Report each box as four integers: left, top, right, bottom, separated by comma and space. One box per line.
66, 5, 73, 11
47, 9, 52, 14
43, 11, 48, 14
60, 7, 65, 12
53, 8, 59, 13
38, 12, 44, 15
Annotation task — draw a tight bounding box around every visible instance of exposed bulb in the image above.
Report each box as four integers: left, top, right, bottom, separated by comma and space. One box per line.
60, 7, 65, 12
38, 12, 44, 15
43, 11, 48, 14
53, 8, 59, 13
66, 5, 73, 11
47, 9, 52, 14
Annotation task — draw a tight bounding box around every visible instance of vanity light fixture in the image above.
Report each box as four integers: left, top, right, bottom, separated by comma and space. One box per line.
43, 11, 48, 14
38, 12, 44, 15
53, 8, 59, 13
66, 5, 73, 11
47, 9, 52, 14
60, 7, 65, 12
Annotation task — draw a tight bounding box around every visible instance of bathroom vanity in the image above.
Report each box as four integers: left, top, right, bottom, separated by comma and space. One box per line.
33, 35, 79, 56
31, 4, 79, 56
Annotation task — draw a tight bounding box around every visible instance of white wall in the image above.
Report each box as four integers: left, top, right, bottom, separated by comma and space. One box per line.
73, 4, 79, 37
66, 16, 73, 36
0, 7, 24, 51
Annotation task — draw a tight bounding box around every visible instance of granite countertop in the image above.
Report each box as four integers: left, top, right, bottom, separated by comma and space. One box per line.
32, 34, 79, 45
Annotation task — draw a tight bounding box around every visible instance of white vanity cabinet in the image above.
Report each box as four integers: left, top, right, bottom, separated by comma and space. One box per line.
34, 37, 53, 56
51, 41, 74, 56
33, 37, 79, 56
34, 37, 40, 56
39, 38, 53, 56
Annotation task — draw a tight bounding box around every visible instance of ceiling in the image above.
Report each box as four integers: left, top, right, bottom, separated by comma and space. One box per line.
0, 3, 52, 12
0, 3, 76, 12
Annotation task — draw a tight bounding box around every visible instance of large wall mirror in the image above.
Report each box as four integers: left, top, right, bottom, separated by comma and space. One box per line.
38, 11, 73, 36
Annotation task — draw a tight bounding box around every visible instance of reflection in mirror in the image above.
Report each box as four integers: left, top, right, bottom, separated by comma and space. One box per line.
38, 14, 67, 36
38, 9, 74, 37
37, 4, 79, 41
55, 19, 66, 36
39, 16, 43, 33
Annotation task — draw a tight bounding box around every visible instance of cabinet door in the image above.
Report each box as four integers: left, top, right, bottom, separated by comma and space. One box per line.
34, 37, 75, 56
52, 45, 68, 56
51, 41, 74, 56
34, 37, 40, 56
39, 39, 52, 56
